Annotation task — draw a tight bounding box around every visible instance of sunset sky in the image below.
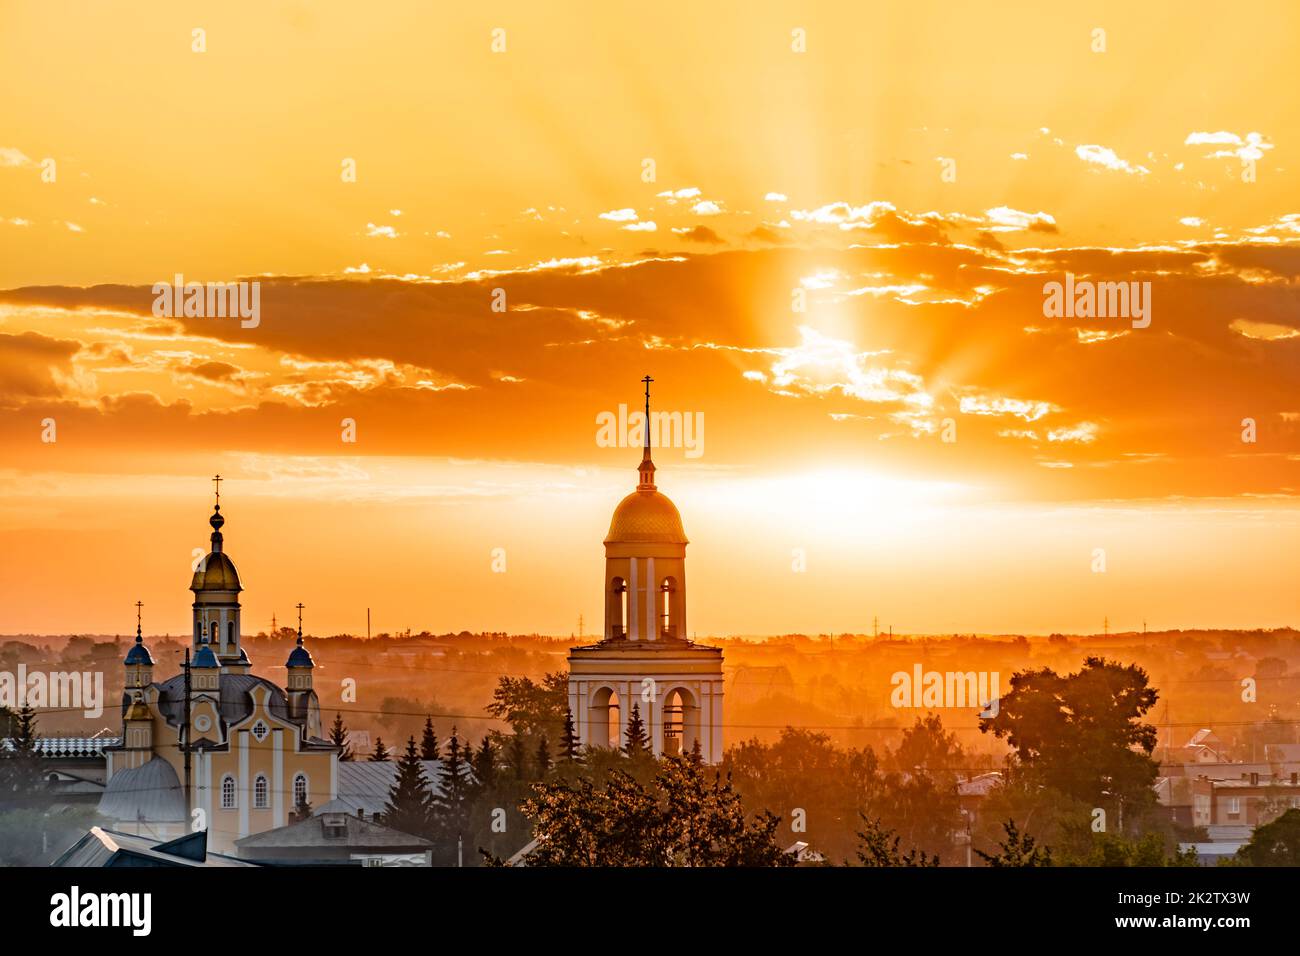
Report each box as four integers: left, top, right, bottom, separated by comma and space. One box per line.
1, 0, 1297, 638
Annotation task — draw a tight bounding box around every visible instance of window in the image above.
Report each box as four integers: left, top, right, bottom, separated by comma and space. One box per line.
253, 774, 269, 809
209, 621, 218, 644
251, 720, 269, 742
221, 775, 237, 809
1227, 797, 1240, 818
609, 577, 626, 638
293, 773, 309, 808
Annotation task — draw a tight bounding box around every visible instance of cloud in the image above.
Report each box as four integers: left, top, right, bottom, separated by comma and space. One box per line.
672, 225, 724, 244
0, 147, 34, 168
984, 206, 1058, 234
1184, 131, 1274, 163
622, 221, 656, 232
690, 200, 723, 216
598, 208, 639, 222
764, 192, 787, 202
1075, 144, 1150, 176
365, 223, 399, 238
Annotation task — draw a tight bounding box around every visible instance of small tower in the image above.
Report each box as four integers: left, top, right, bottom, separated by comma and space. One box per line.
122, 692, 154, 771
191, 641, 221, 698
124, 600, 154, 691
190, 474, 245, 669
285, 602, 315, 715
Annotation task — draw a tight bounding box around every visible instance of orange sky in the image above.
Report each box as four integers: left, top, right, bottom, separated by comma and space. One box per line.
1, 0, 1298, 637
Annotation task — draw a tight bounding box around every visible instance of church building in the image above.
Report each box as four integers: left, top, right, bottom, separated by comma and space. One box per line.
567, 379, 726, 762
100, 483, 339, 854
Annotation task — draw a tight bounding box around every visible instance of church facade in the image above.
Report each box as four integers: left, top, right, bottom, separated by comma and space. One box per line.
101, 490, 339, 854
567, 381, 726, 762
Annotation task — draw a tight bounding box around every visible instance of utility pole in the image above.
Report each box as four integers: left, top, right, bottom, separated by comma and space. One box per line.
873, 615, 878, 639
367, 607, 371, 640
182, 647, 192, 813
578, 613, 584, 640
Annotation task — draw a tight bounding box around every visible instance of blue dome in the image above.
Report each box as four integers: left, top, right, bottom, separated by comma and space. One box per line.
125, 640, 154, 666
286, 643, 314, 669
192, 644, 220, 669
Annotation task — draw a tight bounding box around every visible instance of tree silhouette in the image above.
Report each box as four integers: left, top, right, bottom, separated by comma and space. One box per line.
383, 736, 434, 839
624, 703, 650, 757
975, 819, 1052, 867
329, 713, 353, 761
420, 717, 440, 761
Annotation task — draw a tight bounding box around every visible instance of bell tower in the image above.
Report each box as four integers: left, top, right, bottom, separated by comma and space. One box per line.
190, 474, 245, 670
569, 376, 724, 763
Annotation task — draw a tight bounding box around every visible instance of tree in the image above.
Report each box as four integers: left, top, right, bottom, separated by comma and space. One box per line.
329, 713, 354, 761
486, 673, 569, 746
0, 706, 41, 807
980, 656, 1160, 822
855, 815, 939, 867
1234, 808, 1300, 866
975, 819, 1052, 867
383, 737, 434, 839
420, 717, 440, 761
437, 728, 472, 815
511, 756, 795, 866
559, 708, 581, 763
370, 737, 391, 762
472, 736, 497, 790
535, 735, 551, 776
624, 703, 650, 757
508, 734, 529, 781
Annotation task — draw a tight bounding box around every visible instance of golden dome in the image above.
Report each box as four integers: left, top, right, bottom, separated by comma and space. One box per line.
191, 552, 242, 592
125, 696, 151, 721
605, 488, 688, 545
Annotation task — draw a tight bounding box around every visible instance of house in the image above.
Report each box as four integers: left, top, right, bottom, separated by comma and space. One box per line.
234, 808, 433, 866
52, 827, 256, 867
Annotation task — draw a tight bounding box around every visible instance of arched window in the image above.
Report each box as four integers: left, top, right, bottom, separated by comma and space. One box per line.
293, 773, 309, 809
221, 774, 237, 809
609, 577, 627, 639
209, 621, 218, 644
659, 577, 677, 639
253, 774, 269, 809
226, 621, 235, 648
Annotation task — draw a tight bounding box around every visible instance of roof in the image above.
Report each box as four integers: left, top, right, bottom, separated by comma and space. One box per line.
235, 812, 433, 851
191, 550, 243, 592
605, 488, 687, 545
286, 642, 315, 668
192, 644, 220, 669
333, 760, 448, 818
98, 757, 187, 824
124, 639, 154, 665
52, 827, 255, 867
152, 672, 298, 729
1, 736, 121, 758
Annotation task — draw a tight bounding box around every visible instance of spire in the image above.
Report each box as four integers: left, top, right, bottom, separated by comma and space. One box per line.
135, 600, 143, 644
209, 473, 225, 552
125, 600, 154, 666
638, 374, 656, 489
296, 602, 305, 647
286, 602, 315, 669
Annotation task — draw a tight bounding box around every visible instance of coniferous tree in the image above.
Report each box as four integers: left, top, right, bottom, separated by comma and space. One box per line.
536, 735, 552, 776
329, 713, 354, 761
472, 736, 497, 789
689, 738, 703, 767
370, 737, 391, 762
437, 728, 471, 813
0, 706, 40, 806
420, 716, 440, 761
624, 703, 650, 757
383, 736, 435, 839
559, 708, 581, 763
508, 733, 529, 781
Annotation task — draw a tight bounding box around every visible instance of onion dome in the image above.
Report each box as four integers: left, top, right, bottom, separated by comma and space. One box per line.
191, 504, 243, 592
125, 694, 151, 722
604, 376, 687, 545
192, 643, 220, 669
286, 606, 314, 669
125, 607, 154, 665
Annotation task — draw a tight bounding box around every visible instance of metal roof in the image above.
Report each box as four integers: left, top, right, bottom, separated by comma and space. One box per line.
0, 736, 120, 758
97, 757, 187, 824
333, 759, 448, 818
53, 827, 255, 867
235, 812, 433, 850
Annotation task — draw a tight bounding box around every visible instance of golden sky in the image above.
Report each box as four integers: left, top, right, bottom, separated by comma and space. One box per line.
1, 0, 1298, 637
